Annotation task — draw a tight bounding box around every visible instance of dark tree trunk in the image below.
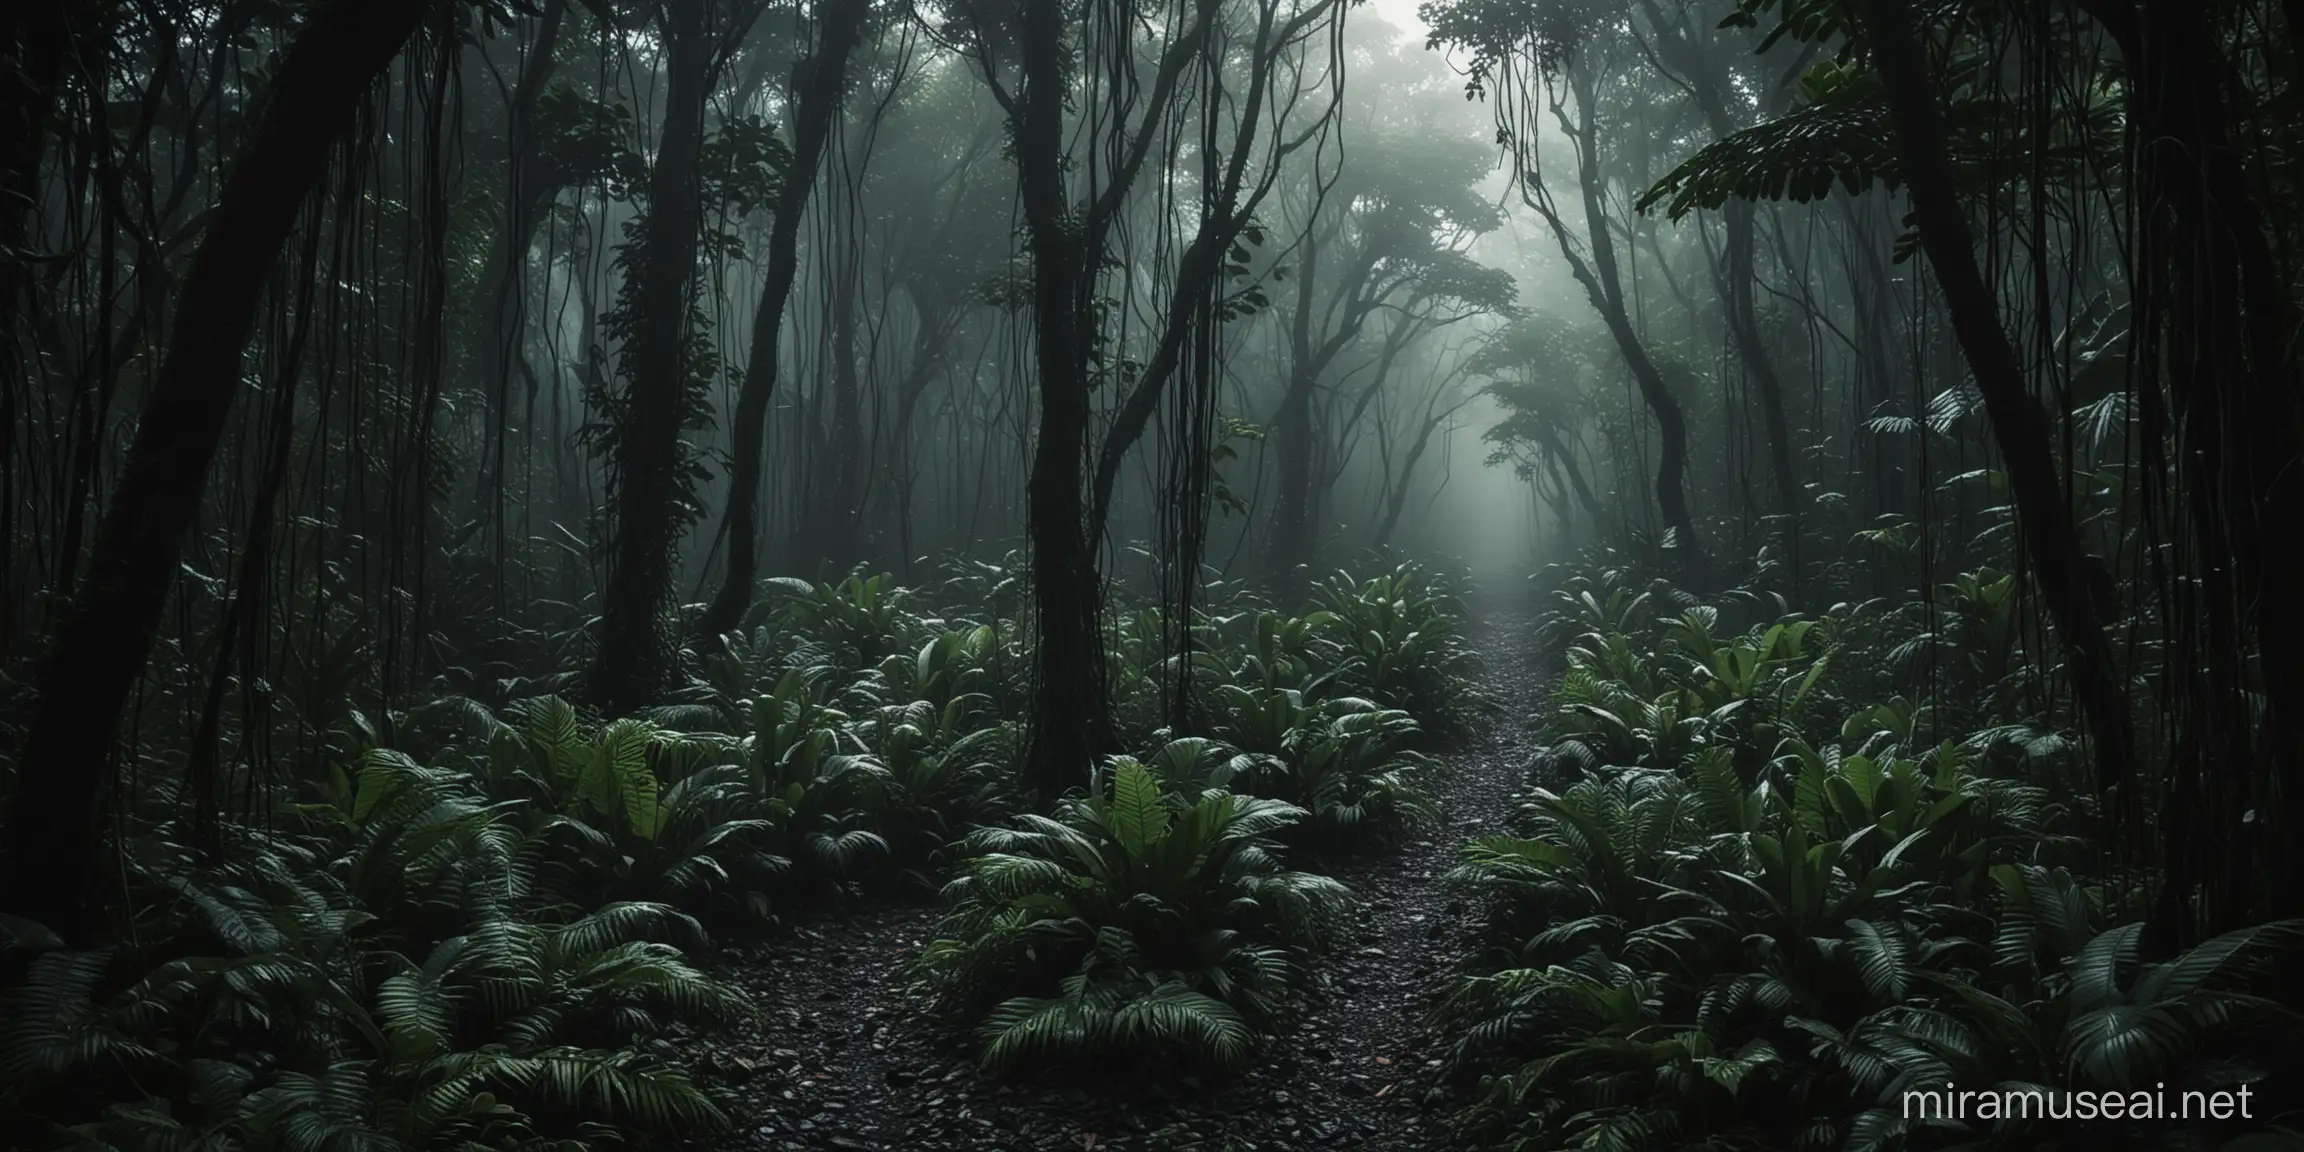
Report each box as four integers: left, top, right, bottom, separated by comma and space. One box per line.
1634, 0, 1801, 540
1724, 199, 1801, 532
0, 2, 75, 653
1268, 226, 1383, 592
1857, 0, 2137, 812
1534, 418, 1607, 532
1, 0, 435, 943
1527, 56, 1701, 575
1084, 0, 1288, 546
807, 244, 868, 568
474, 0, 567, 421
588, 0, 713, 715
1016, 0, 1113, 800
887, 299, 960, 567
698, 0, 869, 642
1268, 238, 1322, 589
2082, 0, 2304, 931
1089, 231, 1225, 544
1540, 452, 1579, 549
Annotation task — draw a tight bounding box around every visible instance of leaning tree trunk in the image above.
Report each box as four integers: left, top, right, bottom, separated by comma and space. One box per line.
1016, 0, 1113, 801
1525, 55, 1701, 577
1084, 0, 1287, 547
698, 0, 869, 643
1, 0, 435, 944
1634, 0, 1801, 541
1856, 0, 2136, 808
588, 0, 713, 715
1567, 63, 1699, 573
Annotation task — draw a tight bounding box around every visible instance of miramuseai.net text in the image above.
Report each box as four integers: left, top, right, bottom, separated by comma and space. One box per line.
1902, 1084, 2257, 1123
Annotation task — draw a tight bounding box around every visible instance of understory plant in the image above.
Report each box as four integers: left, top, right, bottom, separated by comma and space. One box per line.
1213, 685, 1443, 854
1, 560, 1480, 1142
909, 751, 1352, 1075
0, 787, 747, 1150
1435, 570, 2304, 1151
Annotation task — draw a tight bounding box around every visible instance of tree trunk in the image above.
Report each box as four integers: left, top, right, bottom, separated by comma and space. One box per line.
1540, 452, 1579, 550
1372, 404, 1449, 548
1724, 199, 1801, 532
1088, 230, 1224, 544
808, 242, 868, 568
1268, 224, 1383, 591
1015, 0, 1112, 800
1534, 417, 1606, 532
474, 0, 566, 416
1084, 0, 1290, 546
1, 0, 434, 943
1527, 55, 1700, 575
697, 0, 869, 642
2083, 0, 2304, 931
0, 1, 75, 657
587, 0, 713, 714
472, 0, 567, 595
1856, 0, 2136, 808
1268, 227, 1325, 593
1634, 0, 1801, 539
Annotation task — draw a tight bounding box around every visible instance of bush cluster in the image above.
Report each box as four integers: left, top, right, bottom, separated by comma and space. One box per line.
1435, 566, 2304, 1151
1, 562, 1484, 1145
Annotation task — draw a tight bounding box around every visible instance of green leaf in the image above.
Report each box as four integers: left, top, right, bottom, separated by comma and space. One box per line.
1108, 759, 1170, 857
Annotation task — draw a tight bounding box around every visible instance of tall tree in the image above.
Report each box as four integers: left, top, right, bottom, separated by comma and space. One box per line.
699, 0, 871, 641
587, 0, 717, 713
959, 0, 1275, 796
1853, 0, 2136, 830
2, 0, 438, 942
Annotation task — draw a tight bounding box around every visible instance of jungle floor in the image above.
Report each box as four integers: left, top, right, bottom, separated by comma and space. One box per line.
694, 603, 1543, 1152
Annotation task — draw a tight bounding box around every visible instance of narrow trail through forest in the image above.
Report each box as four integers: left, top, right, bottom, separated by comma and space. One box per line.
704, 602, 1543, 1152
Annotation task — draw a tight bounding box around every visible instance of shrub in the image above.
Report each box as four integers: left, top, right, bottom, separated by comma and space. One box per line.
1306, 562, 1484, 736
1433, 576, 2304, 1151
910, 753, 1351, 1075
1212, 686, 1442, 853
0, 821, 747, 1150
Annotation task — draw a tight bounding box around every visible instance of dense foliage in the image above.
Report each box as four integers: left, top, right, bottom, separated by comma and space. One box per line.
0, 564, 1476, 1146
1434, 564, 2304, 1151
11, 0, 2304, 1143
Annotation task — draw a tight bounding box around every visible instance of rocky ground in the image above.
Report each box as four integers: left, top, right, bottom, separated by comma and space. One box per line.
695, 604, 1544, 1151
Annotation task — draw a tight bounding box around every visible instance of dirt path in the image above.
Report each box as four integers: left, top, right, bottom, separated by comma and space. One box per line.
704, 604, 1542, 1152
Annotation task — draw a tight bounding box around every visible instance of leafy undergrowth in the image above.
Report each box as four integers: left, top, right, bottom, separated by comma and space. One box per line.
0, 561, 1484, 1151
695, 604, 1548, 1152
1434, 565, 2304, 1152
911, 754, 1353, 1076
